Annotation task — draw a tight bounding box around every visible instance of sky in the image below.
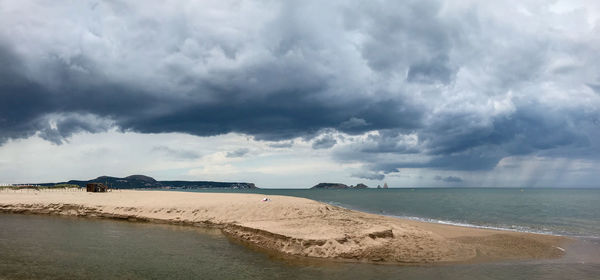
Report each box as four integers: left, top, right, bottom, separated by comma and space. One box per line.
0, 0, 599, 188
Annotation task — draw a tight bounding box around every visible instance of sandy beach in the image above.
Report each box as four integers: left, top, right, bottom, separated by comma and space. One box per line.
0, 190, 568, 264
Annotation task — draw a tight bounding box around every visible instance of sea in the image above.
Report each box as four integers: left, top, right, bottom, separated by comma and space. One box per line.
1, 188, 599, 279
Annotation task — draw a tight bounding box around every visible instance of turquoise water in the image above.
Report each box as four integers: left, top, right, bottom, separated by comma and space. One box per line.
1, 188, 599, 279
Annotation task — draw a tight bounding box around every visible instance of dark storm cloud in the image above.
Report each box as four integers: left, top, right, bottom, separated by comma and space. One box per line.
121, 90, 422, 141
353, 0, 455, 78
0, 44, 165, 144
407, 54, 455, 84
434, 175, 463, 183
335, 100, 596, 176
1, 1, 434, 145
267, 141, 294, 148
0, 46, 53, 143
587, 83, 600, 94
226, 148, 250, 158
0, 48, 414, 145
339, 117, 369, 131
0, 0, 599, 180
312, 135, 337, 149
351, 171, 385, 181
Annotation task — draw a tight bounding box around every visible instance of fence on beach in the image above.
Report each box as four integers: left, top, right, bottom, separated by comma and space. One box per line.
0, 184, 85, 193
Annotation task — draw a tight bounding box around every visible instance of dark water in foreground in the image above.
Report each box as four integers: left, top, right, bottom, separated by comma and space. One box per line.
1, 188, 599, 279
1, 214, 599, 280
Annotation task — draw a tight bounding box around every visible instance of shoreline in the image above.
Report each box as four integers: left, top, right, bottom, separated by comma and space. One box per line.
0, 189, 569, 264
174, 188, 594, 239
317, 203, 565, 237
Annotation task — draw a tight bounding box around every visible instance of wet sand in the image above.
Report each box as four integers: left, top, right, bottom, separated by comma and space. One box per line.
0, 189, 568, 264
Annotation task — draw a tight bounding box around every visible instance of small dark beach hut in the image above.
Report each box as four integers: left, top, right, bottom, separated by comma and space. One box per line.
86, 183, 108, 193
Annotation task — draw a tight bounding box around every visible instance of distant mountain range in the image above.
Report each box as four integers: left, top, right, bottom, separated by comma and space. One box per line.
39, 175, 258, 189
311, 183, 369, 189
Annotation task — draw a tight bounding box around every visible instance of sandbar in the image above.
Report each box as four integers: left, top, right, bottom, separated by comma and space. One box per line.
0, 190, 568, 264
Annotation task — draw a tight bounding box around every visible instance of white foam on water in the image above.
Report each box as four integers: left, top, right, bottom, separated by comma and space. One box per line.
391, 215, 564, 236
318, 199, 600, 240
322, 201, 561, 235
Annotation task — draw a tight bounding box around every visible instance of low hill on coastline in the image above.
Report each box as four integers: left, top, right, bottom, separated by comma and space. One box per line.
38, 175, 258, 189
311, 183, 369, 189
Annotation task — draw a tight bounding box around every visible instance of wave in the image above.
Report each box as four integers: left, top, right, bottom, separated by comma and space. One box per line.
322, 200, 600, 240
394, 215, 558, 235
394, 216, 600, 240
